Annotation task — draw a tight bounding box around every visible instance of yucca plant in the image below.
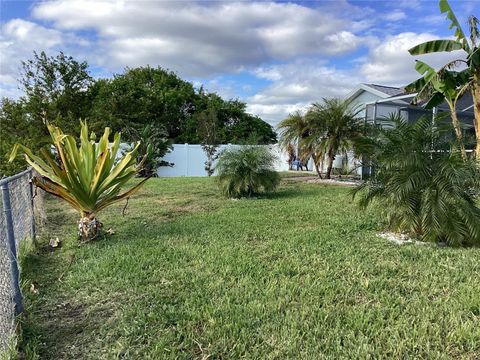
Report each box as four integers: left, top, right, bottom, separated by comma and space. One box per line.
9, 122, 149, 242
353, 114, 480, 246
215, 146, 280, 198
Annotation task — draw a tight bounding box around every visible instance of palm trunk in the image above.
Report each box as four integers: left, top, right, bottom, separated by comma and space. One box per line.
472, 71, 480, 160
78, 216, 103, 242
448, 102, 467, 160
325, 150, 335, 179
312, 154, 322, 178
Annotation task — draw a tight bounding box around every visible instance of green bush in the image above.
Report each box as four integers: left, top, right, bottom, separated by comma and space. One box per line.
215, 146, 280, 198
353, 115, 480, 246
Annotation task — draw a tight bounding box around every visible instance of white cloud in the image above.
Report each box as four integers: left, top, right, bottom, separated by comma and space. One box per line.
247, 61, 360, 127
385, 10, 406, 21
360, 32, 465, 86
0, 19, 63, 85
31, 0, 367, 77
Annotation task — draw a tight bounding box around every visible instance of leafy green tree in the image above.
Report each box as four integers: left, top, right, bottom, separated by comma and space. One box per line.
408, 0, 479, 158
0, 99, 44, 176
124, 124, 172, 178
19, 51, 93, 135
353, 114, 480, 246
89, 66, 197, 138
1, 51, 93, 176
179, 91, 276, 145
304, 98, 363, 179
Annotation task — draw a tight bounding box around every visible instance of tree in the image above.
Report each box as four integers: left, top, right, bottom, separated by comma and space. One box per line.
407, 0, 480, 158
19, 51, 93, 135
277, 111, 322, 176
179, 91, 277, 145
9, 122, 148, 242
353, 114, 480, 246
406, 61, 470, 158
124, 124, 172, 178
0, 98, 46, 176
304, 98, 363, 179
89, 66, 197, 138
197, 108, 220, 176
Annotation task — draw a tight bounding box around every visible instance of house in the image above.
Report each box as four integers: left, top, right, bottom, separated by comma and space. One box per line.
344, 83, 475, 178
346, 83, 474, 131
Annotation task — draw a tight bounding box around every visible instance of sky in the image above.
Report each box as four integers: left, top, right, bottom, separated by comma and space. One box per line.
0, 0, 477, 127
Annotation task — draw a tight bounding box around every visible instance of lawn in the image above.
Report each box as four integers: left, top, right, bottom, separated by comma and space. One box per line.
20, 176, 480, 359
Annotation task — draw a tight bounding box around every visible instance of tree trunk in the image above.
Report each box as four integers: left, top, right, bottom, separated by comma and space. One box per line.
472, 71, 480, 159
78, 216, 103, 242
448, 102, 467, 160
312, 154, 322, 178
325, 152, 335, 179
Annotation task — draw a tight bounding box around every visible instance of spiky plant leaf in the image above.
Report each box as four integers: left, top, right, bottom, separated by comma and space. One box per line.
10, 122, 148, 218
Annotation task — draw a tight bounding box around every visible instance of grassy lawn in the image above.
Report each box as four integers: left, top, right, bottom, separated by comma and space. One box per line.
20, 177, 480, 359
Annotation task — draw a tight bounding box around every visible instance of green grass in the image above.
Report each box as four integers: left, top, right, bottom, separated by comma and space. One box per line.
20, 177, 480, 359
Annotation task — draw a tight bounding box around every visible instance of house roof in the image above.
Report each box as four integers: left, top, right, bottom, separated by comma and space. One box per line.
345, 83, 405, 102
364, 84, 405, 97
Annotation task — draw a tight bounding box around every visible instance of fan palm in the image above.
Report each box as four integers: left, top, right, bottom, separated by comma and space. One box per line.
304, 98, 364, 179
353, 114, 480, 246
9, 122, 149, 242
215, 146, 280, 198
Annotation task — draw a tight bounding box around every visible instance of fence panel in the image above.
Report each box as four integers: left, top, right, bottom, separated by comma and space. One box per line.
157, 144, 291, 177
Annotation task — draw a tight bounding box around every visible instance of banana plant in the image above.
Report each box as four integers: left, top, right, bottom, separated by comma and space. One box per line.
9, 122, 149, 242
406, 60, 470, 158
407, 0, 480, 158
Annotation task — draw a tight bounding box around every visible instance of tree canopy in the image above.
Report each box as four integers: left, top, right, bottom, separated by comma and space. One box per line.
1, 52, 276, 176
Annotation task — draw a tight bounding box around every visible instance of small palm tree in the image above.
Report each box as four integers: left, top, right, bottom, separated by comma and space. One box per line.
353, 114, 480, 246
215, 146, 280, 198
304, 98, 364, 179
10, 122, 149, 242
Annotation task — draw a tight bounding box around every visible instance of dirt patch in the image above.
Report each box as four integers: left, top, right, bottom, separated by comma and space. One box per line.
282, 176, 319, 182
306, 178, 360, 186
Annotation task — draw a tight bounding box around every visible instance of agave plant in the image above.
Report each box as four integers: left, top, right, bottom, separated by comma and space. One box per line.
10, 122, 149, 242
215, 146, 280, 198
353, 114, 480, 246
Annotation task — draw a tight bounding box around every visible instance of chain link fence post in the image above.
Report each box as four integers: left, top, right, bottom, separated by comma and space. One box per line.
0, 183, 23, 315
28, 171, 37, 247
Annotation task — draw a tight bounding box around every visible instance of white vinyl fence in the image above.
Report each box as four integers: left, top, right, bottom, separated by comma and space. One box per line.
156, 144, 290, 177
156, 144, 361, 177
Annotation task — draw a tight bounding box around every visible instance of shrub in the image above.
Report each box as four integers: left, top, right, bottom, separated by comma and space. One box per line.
9, 122, 148, 242
215, 146, 280, 198
353, 115, 480, 246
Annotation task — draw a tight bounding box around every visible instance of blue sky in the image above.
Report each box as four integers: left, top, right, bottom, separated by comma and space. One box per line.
0, 0, 477, 126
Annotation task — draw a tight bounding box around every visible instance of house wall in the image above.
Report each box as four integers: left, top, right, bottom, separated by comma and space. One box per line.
345, 90, 385, 177
348, 90, 383, 119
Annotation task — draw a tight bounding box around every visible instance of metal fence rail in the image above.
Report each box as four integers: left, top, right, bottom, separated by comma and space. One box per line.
0, 168, 44, 353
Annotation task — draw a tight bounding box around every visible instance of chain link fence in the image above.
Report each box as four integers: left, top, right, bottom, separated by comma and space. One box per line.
0, 168, 44, 354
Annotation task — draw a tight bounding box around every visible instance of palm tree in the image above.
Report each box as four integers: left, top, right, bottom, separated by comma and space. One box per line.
215, 146, 280, 198
277, 111, 323, 177
408, 0, 479, 158
303, 98, 363, 179
353, 114, 480, 245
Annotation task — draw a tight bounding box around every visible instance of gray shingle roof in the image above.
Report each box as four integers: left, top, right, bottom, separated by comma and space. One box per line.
364, 84, 405, 97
